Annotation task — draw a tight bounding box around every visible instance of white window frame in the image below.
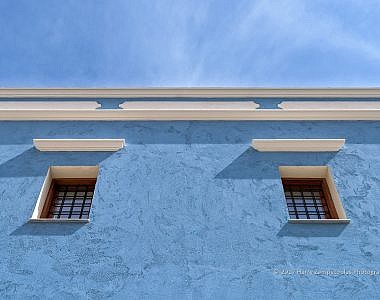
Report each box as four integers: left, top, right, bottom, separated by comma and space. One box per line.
279, 166, 349, 223
30, 166, 99, 222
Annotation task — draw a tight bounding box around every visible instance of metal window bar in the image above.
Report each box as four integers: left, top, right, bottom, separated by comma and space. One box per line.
48, 184, 95, 219
282, 180, 332, 219
79, 187, 89, 219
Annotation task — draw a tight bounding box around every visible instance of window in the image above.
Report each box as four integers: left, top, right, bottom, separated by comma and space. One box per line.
282, 178, 338, 219
30, 166, 98, 222
41, 179, 95, 220
279, 166, 349, 223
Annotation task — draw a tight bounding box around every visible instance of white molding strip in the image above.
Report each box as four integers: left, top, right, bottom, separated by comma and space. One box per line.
119, 101, 259, 109
288, 219, 350, 224
1, 88, 380, 98
252, 139, 345, 152
0, 101, 100, 109
2, 109, 380, 120
33, 139, 125, 151
29, 218, 90, 223
0, 109, 380, 121
279, 101, 380, 110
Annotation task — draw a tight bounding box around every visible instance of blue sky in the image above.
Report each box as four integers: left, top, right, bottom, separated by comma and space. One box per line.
0, 0, 380, 87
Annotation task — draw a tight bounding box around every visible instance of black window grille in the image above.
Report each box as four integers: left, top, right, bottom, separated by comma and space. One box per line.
282, 179, 337, 219
48, 183, 95, 219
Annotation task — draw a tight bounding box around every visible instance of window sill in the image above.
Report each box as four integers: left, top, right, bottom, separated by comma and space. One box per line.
288, 219, 350, 224
29, 218, 90, 223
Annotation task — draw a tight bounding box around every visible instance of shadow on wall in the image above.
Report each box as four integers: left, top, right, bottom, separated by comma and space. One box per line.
0, 147, 114, 177
277, 223, 349, 237
215, 148, 338, 179
1, 121, 380, 145
10, 222, 87, 236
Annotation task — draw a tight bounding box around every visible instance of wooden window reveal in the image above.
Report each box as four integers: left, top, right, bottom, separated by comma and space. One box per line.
40, 178, 96, 219
281, 178, 338, 219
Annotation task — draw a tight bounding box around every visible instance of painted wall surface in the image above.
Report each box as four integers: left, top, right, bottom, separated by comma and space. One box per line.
1, 120, 380, 299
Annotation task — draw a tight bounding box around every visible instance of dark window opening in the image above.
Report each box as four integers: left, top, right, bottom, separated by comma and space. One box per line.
281, 178, 338, 219
41, 179, 96, 219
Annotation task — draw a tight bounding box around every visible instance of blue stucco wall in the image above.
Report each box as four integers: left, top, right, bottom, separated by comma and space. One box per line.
1, 120, 380, 299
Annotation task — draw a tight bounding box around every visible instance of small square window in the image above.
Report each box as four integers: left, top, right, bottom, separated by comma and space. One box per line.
282, 178, 338, 220
279, 166, 349, 223
43, 179, 96, 220
30, 166, 99, 222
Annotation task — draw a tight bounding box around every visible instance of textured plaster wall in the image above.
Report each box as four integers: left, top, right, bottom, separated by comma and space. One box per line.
1, 121, 380, 299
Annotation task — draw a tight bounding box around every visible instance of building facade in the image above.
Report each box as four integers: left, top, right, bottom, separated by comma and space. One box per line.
1, 88, 380, 299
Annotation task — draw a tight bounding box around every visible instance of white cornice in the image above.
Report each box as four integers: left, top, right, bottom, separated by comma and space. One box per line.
251, 139, 345, 152
1, 87, 380, 98
33, 139, 125, 151
0, 101, 100, 109
2, 108, 380, 120
119, 101, 259, 109
279, 101, 380, 109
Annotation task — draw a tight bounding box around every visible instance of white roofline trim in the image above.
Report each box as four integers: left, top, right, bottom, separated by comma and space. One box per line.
279, 101, 380, 110
119, 101, 259, 109
2, 108, 380, 120
0, 101, 100, 109
1, 88, 380, 98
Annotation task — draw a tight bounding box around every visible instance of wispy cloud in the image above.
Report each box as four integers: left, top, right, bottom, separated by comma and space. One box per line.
187, 0, 380, 86
237, 0, 380, 60
0, 0, 379, 86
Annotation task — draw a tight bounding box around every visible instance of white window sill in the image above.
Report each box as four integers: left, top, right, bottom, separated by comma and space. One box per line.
288, 219, 350, 224
29, 218, 89, 223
